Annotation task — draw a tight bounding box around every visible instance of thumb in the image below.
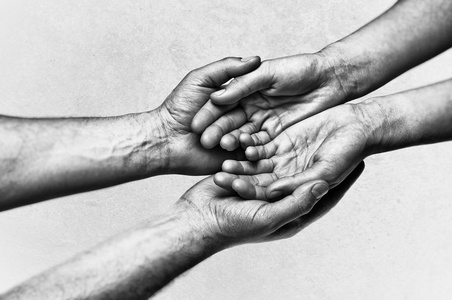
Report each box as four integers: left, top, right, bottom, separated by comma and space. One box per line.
266, 180, 329, 229
210, 61, 274, 105
188, 56, 261, 88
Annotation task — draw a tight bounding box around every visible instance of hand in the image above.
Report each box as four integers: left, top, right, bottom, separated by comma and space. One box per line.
214, 103, 375, 199
191, 53, 349, 151
176, 163, 363, 248
157, 56, 261, 175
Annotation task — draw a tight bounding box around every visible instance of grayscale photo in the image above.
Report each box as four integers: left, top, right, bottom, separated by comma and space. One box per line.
1, 0, 452, 299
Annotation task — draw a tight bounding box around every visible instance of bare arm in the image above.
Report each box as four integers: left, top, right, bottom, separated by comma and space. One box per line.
1, 213, 211, 300
216, 78, 452, 199
364, 79, 452, 154
0, 132, 365, 299
322, 0, 452, 99
193, 0, 452, 151
0, 57, 260, 211
0, 112, 166, 210
0, 168, 364, 299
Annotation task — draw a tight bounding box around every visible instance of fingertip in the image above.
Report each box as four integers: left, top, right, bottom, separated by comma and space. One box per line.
210, 90, 235, 105
241, 55, 261, 63
240, 133, 254, 148
309, 181, 329, 200
240, 56, 261, 69
265, 179, 292, 199
222, 160, 235, 172
245, 147, 258, 161
232, 179, 256, 199
214, 172, 236, 189
220, 134, 239, 151
200, 128, 221, 149
214, 172, 226, 185
191, 114, 206, 135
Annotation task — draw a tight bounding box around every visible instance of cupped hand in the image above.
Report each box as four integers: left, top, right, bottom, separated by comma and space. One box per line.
191, 53, 349, 151
214, 103, 374, 199
157, 56, 260, 175
176, 163, 363, 248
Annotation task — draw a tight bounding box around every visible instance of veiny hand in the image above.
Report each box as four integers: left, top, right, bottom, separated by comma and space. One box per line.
176, 163, 363, 248
191, 53, 349, 151
214, 103, 374, 200
157, 56, 260, 175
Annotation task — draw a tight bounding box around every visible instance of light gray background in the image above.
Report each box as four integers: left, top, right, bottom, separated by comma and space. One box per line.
1, 0, 452, 299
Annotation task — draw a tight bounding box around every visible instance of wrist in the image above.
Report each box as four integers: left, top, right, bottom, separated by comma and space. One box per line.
136, 110, 171, 177
353, 96, 402, 156
318, 41, 374, 100
170, 205, 225, 256
316, 42, 357, 101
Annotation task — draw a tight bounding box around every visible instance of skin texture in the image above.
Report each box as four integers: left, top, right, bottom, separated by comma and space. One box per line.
0, 57, 260, 211
216, 103, 373, 199
0, 167, 365, 299
192, 0, 452, 151
191, 53, 347, 151
216, 79, 452, 199
157, 56, 261, 175
3, 1, 452, 297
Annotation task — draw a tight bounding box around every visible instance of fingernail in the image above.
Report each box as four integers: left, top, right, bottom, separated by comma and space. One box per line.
241, 56, 255, 62
311, 183, 329, 199
269, 190, 282, 199
213, 89, 226, 96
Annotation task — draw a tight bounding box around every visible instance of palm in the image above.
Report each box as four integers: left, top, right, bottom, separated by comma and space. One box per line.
237, 85, 343, 145
216, 104, 370, 199
177, 169, 363, 247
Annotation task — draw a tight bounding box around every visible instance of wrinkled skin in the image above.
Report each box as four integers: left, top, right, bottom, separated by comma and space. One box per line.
176, 163, 363, 248
157, 56, 261, 175
214, 103, 373, 200
191, 53, 348, 151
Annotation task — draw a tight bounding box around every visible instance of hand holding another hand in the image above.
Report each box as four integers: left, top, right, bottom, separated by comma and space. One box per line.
156, 56, 260, 175
176, 163, 363, 248
191, 53, 350, 151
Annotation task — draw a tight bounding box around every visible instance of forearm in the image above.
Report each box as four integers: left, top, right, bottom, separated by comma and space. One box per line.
0, 110, 167, 210
360, 79, 452, 155
1, 210, 217, 300
320, 0, 452, 99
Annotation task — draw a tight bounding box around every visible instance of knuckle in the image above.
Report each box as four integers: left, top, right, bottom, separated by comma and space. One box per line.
185, 69, 200, 80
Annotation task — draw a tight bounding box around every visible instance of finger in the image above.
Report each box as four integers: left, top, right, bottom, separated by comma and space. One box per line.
245, 143, 277, 161
220, 129, 241, 151
214, 172, 240, 192
210, 62, 273, 105
220, 122, 259, 151
239, 132, 255, 148
298, 162, 365, 225
191, 100, 237, 134
200, 108, 247, 149
188, 56, 261, 88
230, 179, 263, 200
214, 172, 274, 189
265, 162, 329, 199
240, 131, 271, 148
251, 131, 272, 146
262, 180, 329, 229
214, 172, 274, 200
268, 162, 365, 240
222, 159, 274, 175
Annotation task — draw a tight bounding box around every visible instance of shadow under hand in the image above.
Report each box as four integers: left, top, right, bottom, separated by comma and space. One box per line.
269, 161, 365, 241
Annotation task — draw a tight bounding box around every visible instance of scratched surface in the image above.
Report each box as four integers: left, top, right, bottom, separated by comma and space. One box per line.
1, 1, 452, 299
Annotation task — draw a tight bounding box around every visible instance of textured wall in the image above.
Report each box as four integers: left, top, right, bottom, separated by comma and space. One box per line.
1, 0, 452, 299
